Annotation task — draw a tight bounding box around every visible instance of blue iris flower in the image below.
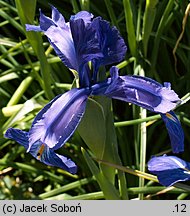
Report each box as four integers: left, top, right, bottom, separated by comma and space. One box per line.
5, 6, 184, 174
148, 155, 190, 187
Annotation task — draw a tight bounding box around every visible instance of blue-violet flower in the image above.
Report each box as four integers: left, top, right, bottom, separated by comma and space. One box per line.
5, 6, 184, 174
148, 155, 190, 187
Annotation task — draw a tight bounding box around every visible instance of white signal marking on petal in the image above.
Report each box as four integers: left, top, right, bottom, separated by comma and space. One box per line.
183, 171, 190, 175
135, 89, 139, 100
169, 157, 189, 171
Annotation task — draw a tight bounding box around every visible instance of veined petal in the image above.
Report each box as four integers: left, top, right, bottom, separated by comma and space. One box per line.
91, 17, 127, 81
4, 128, 77, 174
148, 155, 190, 187
40, 11, 77, 70
70, 18, 103, 87
161, 111, 184, 153
5, 128, 29, 149
70, 11, 93, 24
104, 67, 180, 113
29, 88, 90, 151
26, 8, 77, 70
93, 17, 127, 64
32, 94, 62, 127
26, 7, 104, 87
51, 5, 67, 29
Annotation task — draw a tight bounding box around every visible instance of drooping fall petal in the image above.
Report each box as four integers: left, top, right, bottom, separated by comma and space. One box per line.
148, 155, 190, 187
161, 111, 184, 153
28, 88, 90, 151
103, 66, 180, 113
5, 128, 77, 174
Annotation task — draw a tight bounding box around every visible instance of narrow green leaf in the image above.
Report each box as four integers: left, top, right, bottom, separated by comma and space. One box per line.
82, 148, 120, 200
39, 178, 94, 199
2, 98, 41, 132
0, 73, 18, 83
151, 0, 175, 72
104, 0, 119, 29
78, 96, 116, 183
78, 98, 106, 159
80, 0, 90, 11
71, 0, 80, 13
2, 104, 23, 117
128, 186, 186, 195
0, 9, 24, 34
95, 96, 116, 182
123, 0, 137, 57
15, 0, 54, 99
95, 158, 158, 182
114, 114, 161, 127
0, 161, 64, 183
7, 76, 33, 106
142, 0, 158, 56
68, 191, 104, 200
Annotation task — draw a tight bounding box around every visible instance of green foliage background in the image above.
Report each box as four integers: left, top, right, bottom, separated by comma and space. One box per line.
0, 0, 190, 200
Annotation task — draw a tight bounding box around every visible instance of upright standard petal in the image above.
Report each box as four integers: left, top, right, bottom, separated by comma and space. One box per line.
39, 10, 77, 70
5, 128, 77, 174
26, 7, 103, 87
28, 88, 90, 151
51, 5, 67, 29
161, 111, 184, 153
70, 18, 103, 86
70, 11, 93, 24
26, 8, 77, 70
103, 67, 180, 113
148, 155, 190, 187
91, 17, 127, 81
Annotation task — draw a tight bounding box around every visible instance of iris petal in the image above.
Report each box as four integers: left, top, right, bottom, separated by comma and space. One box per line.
148, 155, 190, 186
28, 88, 89, 151
91, 18, 127, 81
5, 128, 77, 174
70, 11, 93, 24
26, 7, 103, 87
51, 5, 67, 29
103, 67, 180, 113
5, 128, 29, 149
26, 9, 76, 70
70, 18, 103, 86
161, 111, 184, 153
41, 12, 77, 70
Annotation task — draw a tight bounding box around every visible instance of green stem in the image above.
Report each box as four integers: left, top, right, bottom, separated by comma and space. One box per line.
0, 161, 63, 183
139, 107, 147, 200
114, 114, 161, 127
116, 57, 136, 69
177, 193, 189, 200
138, 67, 147, 200
80, 0, 90, 11
136, 0, 143, 42
71, 0, 80, 13
68, 192, 104, 200
39, 178, 94, 199
128, 186, 186, 195
7, 76, 33, 106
